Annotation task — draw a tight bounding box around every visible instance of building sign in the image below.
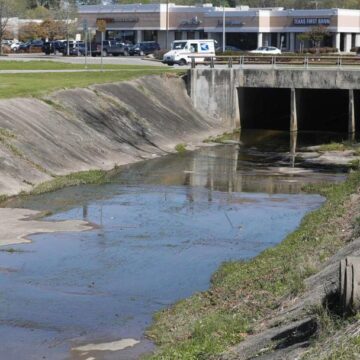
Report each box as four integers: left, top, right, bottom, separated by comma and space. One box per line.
117, 17, 139, 23
96, 19, 107, 32
293, 18, 330, 26
180, 16, 202, 26
217, 20, 245, 27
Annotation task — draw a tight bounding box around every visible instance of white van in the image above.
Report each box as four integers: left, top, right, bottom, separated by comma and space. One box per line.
163, 39, 216, 66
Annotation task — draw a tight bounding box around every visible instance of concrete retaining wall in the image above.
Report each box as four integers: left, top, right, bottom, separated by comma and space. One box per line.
189, 68, 360, 131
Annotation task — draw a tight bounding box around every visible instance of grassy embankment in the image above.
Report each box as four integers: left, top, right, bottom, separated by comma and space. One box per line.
145, 162, 360, 359
0, 61, 178, 98
0, 60, 163, 71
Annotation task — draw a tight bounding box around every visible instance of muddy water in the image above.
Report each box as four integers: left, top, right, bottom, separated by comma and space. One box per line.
0, 130, 350, 360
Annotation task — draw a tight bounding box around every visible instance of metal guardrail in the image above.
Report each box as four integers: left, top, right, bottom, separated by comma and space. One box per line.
189, 55, 360, 69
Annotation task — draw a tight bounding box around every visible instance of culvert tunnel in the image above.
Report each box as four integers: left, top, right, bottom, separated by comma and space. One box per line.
238, 87, 360, 132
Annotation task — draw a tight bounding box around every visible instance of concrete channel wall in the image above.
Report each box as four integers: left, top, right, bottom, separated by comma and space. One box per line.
0, 75, 229, 197
189, 68, 360, 132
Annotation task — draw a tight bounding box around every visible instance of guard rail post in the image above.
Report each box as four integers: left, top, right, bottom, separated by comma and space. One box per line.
191, 57, 196, 69
228, 57, 233, 68
210, 56, 214, 68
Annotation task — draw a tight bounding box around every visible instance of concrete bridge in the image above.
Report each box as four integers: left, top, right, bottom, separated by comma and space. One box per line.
189, 68, 360, 133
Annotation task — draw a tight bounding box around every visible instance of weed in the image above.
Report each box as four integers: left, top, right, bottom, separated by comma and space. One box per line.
0, 127, 15, 139
317, 142, 347, 152
0, 194, 7, 204
0, 248, 24, 253
29, 169, 108, 196
203, 129, 240, 144
175, 144, 187, 153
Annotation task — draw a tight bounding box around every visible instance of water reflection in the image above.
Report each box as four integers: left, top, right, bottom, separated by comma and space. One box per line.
7, 130, 347, 215
0, 130, 350, 360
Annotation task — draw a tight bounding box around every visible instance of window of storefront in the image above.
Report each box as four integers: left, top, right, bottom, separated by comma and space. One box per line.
143, 30, 158, 41
199, 31, 207, 39
174, 31, 182, 40
226, 33, 257, 50
106, 30, 135, 44
187, 31, 195, 39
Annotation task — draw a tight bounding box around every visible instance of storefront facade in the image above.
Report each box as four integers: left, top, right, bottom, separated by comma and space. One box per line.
78, 4, 360, 52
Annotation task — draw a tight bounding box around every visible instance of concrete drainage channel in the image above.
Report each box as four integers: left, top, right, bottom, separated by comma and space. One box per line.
340, 257, 360, 314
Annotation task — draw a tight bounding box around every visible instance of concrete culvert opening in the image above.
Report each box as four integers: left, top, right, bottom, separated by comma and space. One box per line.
238, 87, 291, 130
297, 89, 349, 132
355, 90, 360, 131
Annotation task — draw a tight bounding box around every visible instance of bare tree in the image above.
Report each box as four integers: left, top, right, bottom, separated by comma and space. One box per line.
0, 0, 15, 55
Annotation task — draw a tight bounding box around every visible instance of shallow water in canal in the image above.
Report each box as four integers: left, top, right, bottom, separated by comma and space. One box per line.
0, 130, 352, 360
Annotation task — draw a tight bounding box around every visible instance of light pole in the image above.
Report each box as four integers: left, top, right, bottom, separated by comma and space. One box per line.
63, 0, 70, 56
222, 0, 226, 52
165, 0, 169, 50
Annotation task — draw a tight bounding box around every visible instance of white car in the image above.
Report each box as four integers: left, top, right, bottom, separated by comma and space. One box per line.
10, 41, 22, 51
249, 46, 281, 55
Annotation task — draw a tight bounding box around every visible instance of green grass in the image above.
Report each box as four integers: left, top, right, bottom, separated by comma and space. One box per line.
28, 169, 109, 196
147, 171, 360, 359
0, 69, 178, 99
203, 129, 241, 144
0, 60, 164, 71
0, 194, 7, 204
324, 336, 360, 360
317, 141, 360, 155
302, 307, 360, 360
175, 143, 187, 153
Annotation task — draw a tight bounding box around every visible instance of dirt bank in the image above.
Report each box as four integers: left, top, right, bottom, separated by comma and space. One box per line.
0, 74, 227, 197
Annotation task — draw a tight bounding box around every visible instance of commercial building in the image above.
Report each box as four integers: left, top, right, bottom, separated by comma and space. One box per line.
78, 4, 360, 52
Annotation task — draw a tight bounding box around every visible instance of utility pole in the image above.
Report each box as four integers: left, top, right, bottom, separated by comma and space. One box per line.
64, 0, 70, 56
166, 0, 169, 50
222, 0, 226, 52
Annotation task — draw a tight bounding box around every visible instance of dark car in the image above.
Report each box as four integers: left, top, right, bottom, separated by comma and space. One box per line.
128, 41, 160, 56
91, 40, 131, 56
62, 41, 86, 56
42, 41, 66, 55
19, 39, 44, 52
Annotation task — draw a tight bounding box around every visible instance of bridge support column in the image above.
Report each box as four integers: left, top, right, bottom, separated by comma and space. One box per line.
349, 89, 356, 134
355, 34, 360, 48
344, 33, 352, 53
333, 33, 341, 51
290, 88, 298, 132
290, 33, 295, 52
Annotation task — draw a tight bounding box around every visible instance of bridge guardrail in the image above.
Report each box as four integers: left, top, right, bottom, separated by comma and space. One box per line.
189, 55, 360, 69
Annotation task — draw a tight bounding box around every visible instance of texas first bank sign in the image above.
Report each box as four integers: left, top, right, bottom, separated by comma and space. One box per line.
293, 17, 331, 26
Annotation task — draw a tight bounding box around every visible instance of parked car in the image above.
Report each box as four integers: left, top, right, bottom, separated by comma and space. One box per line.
19, 39, 44, 52
129, 41, 160, 56
249, 46, 281, 55
10, 41, 22, 51
91, 40, 131, 56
